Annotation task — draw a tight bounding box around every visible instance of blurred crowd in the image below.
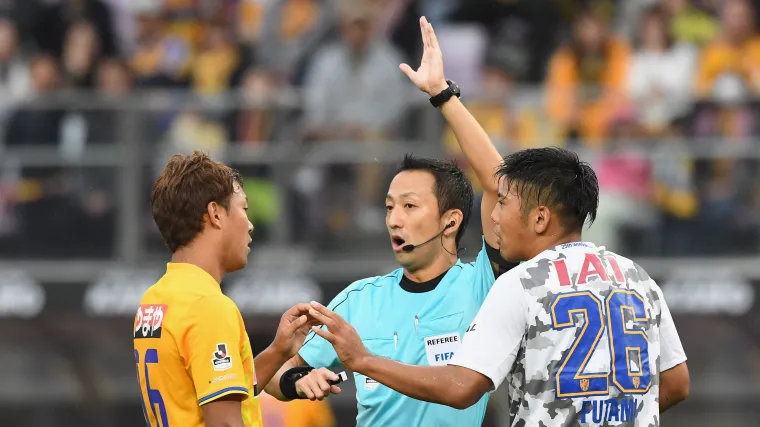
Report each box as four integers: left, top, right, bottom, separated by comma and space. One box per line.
1, 0, 760, 258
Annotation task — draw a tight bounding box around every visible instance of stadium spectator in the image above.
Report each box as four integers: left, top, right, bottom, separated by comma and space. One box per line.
545, 9, 630, 145
628, 5, 697, 135
191, 21, 240, 95
583, 106, 656, 252
303, 0, 406, 141
130, 6, 192, 87
61, 20, 101, 88
4, 54, 62, 146
0, 16, 30, 152
84, 58, 132, 145
34, 0, 117, 58
663, 0, 719, 46
694, 0, 760, 99
256, 0, 335, 85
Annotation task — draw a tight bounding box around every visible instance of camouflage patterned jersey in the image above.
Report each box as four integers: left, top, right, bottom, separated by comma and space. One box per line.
451, 242, 687, 426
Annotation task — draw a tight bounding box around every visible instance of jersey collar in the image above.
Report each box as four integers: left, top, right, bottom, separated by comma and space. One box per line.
165, 262, 222, 291
536, 241, 599, 260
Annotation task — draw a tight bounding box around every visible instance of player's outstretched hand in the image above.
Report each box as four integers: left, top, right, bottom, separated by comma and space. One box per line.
295, 368, 342, 401
308, 301, 370, 372
399, 16, 448, 96
272, 303, 322, 359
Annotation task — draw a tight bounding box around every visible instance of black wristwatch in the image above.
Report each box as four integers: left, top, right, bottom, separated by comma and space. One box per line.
429, 80, 461, 108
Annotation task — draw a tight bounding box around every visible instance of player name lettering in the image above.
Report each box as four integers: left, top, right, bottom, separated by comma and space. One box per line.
427, 336, 459, 346
580, 397, 639, 424
553, 253, 626, 287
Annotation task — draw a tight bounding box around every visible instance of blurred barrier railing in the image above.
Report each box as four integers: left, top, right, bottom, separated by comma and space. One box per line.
2, 90, 760, 277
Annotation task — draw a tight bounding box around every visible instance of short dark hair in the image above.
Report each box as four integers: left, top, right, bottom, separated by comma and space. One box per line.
151, 151, 243, 252
495, 147, 598, 232
398, 154, 474, 248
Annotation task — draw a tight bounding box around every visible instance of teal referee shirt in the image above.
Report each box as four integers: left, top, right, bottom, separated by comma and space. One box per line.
299, 237, 505, 427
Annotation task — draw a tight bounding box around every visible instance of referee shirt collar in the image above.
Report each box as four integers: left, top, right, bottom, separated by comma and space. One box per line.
399, 265, 455, 293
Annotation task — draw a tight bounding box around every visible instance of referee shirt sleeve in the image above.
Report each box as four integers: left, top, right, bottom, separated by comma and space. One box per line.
450, 269, 529, 390
184, 294, 250, 405
299, 289, 354, 369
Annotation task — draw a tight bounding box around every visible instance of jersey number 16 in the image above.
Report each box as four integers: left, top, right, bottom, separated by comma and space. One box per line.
550, 289, 651, 398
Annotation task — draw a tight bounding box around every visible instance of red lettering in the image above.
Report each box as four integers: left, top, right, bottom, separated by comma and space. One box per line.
577, 254, 609, 285
553, 259, 571, 286
605, 256, 625, 283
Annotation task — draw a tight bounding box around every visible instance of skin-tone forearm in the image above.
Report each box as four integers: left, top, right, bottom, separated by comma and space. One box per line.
253, 346, 290, 395
659, 362, 690, 412
437, 96, 502, 194
355, 355, 489, 410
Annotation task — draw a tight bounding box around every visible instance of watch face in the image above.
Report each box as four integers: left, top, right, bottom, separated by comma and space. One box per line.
449, 81, 461, 96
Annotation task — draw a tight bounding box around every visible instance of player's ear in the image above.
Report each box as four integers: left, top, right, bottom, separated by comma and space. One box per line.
533, 205, 550, 235
207, 201, 223, 229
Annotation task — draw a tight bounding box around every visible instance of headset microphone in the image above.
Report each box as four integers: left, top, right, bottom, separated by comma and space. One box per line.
401, 221, 456, 253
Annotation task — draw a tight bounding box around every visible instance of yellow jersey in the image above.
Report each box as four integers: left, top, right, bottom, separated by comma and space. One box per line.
133, 263, 263, 427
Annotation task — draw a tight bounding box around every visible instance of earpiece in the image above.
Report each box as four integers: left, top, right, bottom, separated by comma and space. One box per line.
447, 220, 455, 228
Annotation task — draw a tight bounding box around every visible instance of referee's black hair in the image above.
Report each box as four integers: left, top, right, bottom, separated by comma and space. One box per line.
495, 147, 599, 232
398, 154, 474, 248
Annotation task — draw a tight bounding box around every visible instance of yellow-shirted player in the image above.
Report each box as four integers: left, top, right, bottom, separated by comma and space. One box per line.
134, 151, 318, 427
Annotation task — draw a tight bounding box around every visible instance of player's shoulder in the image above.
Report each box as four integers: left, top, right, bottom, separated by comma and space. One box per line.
340, 270, 400, 296
601, 248, 658, 286
327, 270, 400, 310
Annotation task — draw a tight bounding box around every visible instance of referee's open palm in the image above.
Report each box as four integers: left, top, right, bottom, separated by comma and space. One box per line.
308, 301, 370, 372
400, 16, 448, 96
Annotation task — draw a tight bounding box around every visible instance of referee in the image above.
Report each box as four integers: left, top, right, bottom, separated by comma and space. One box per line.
263, 16, 516, 426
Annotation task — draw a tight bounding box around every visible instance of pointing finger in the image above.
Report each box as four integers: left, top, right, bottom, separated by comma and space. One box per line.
311, 325, 336, 343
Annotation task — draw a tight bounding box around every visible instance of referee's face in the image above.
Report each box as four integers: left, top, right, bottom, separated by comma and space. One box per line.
386, 171, 446, 269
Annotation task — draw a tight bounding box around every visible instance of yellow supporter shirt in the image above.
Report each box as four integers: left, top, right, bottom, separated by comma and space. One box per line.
133, 263, 263, 427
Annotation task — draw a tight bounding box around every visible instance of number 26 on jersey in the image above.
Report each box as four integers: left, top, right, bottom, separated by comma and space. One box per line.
551, 289, 651, 398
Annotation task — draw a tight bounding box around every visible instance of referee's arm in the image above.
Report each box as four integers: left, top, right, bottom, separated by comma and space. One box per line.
361, 358, 493, 409
438, 96, 502, 251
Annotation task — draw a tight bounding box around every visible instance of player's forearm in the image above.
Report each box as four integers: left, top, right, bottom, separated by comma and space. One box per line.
262, 355, 302, 401
440, 97, 501, 193
356, 355, 481, 410
659, 362, 690, 412
253, 346, 290, 395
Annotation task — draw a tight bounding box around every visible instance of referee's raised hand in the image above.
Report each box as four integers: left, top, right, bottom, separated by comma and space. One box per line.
309, 301, 371, 372
399, 16, 448, 97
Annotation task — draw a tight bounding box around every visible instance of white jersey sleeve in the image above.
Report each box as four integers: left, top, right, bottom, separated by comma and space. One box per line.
449, 269, 529, 390
656, 286, 687, 371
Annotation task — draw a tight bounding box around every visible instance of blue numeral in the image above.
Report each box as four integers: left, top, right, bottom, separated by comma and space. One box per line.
550, 291, 650, 399
551, 292, 608, 397
135, 349, 169, 427
607, 290, 651, 394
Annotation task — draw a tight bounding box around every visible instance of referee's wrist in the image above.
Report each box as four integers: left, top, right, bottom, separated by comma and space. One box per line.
352, 354, 374, 376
